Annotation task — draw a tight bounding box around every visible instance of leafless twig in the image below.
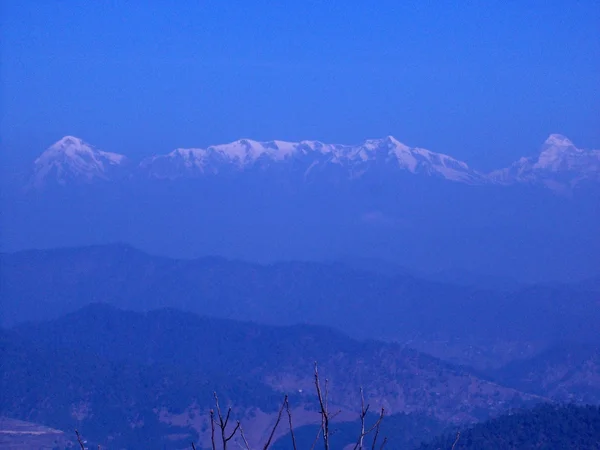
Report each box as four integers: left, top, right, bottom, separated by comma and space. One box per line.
204, 365, 390, 450
262, 395, 288, 450
370, 408, 385, 450
309, 424, 323, 450
330, 409, 342, 420
314, 362, 330, 450
284, 396, 298, 450
353, 387, 369, 450
213, 392, 241, 450
379, 437, 388, 449
238, 421, 251, 450
210, 409, 216, 450
75, 430, 85, 450
451, 431, 461, 450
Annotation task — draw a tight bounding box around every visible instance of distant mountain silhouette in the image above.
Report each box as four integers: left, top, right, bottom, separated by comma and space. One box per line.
2, 244, 599, 369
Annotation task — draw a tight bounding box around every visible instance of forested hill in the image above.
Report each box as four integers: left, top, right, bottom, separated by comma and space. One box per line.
417, 404, 600, 450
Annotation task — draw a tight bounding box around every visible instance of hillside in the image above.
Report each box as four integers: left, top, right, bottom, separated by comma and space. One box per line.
417, 403, 600, 450
0, 305, 542, 449
491, 344, 600, 404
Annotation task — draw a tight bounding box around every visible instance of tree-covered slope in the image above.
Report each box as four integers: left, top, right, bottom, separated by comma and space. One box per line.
417, 404, 600, 450
1, 304, 540, 449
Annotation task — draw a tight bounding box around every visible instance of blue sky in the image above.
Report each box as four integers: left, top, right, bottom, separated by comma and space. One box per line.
1, 0, 599, 169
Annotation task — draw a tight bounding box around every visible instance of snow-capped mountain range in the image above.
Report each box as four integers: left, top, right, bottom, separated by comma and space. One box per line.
28, 134, 599, 191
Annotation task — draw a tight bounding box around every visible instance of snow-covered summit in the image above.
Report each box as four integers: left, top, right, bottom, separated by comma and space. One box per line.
140, 136, 484, 183
28, 134, 599, 190
31, 136, 128, 187
490, 134, 600, 189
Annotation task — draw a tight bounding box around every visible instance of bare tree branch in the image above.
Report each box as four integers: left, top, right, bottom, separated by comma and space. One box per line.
353, 387, 369, 450
360, 388, 367, 449
379, 437, 388, 449
206, 367, 390, 450
225, 422, 241, 442
309, 424, 323, 450
314, 362, 330, 450
284, 396, 298, 450
238, 421, 252, 450
353, 401, 385, 450
262, 395, 288, 450
210, 409, 216, 450
225, 408, 232, 429
213, 392, 240, 450
365, 409, 385, 436
214, 392, 223, 423
451, 431, 461, 450
75, 430, 85, 450
191, 443, 197, 450
370, 408, 385, 450
324, 378, 329, 415
330, 409, 342, 420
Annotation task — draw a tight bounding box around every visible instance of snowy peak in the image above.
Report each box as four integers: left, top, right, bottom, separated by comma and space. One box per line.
138, 136, 483, 183
38, 136, 126, 163
31, 136, 128, 187
208, 138, 298, 163
27, 134, 599, 191
139, 139, 303, 180
345, 136, 481, 182
490, 134, 600, 188
542, 133, 575, 148
535, 134, 585, 171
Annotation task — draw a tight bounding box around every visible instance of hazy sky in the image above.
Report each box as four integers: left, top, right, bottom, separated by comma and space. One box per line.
2, 1, 599, 169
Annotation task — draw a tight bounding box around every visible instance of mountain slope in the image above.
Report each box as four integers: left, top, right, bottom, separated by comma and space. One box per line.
30, 136, 128, 188
0, 304, 542, 449
492, 344, 600, 404
417, 403, 600, 450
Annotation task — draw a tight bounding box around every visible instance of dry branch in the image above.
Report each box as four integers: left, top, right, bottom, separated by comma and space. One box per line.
309, 425, 323, 450
314, 362, 330, 450
210, 409, 216, 450
262, 394, 288, 450
75, 430, 86, 450
212, 392, 241, 450
370, 408, 385, 450
238, 422, 251, 450
379, 436, 388, 449
451, 431, 461, 450
284, 396, 298, 450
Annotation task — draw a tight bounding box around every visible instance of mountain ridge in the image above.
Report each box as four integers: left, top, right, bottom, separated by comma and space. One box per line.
2, 244, 599, 370
25, 133, 600, 191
